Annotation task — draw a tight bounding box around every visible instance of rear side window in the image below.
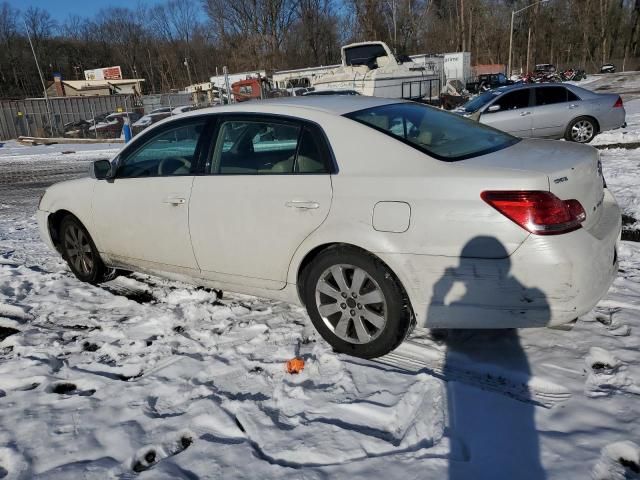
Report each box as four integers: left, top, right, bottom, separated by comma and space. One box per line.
345, 102, 519, 161
296, 127, 329, 173
535, 87, 571, 106
493, 89, 530, 110
210, 119, 330, 174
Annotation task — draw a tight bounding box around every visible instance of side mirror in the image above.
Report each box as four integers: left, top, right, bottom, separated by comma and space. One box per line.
487, 104, 501, 113
92, 159, 113, 180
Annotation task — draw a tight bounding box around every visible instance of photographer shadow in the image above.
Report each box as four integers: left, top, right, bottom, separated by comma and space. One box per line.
427, 236, 550, 480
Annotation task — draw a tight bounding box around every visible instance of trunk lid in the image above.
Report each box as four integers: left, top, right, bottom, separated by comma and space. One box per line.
466, 138, 605, 230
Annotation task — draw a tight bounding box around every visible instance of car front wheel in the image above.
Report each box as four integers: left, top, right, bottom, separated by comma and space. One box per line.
302, 246, 412, 359
59, 215, 116, 284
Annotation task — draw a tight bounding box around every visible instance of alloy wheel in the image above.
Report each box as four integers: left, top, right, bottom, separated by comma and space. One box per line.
314, 264, 387, 345
571, 120, 594, 142
63, 223, 94, 275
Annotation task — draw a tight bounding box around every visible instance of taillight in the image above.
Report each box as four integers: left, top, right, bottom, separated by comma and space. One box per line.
613, 96, 623, 108
481, 191, 586, 235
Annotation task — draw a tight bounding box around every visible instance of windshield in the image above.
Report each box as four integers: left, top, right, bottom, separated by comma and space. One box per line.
462, 90, 500, 113
345, 102, 519, 161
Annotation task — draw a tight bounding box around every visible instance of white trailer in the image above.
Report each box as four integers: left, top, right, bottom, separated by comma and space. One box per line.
443, 52, 471, 84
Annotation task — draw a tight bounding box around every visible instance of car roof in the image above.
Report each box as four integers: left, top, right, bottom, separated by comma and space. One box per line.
490, 83, 572, 93
181, 95, 407, 117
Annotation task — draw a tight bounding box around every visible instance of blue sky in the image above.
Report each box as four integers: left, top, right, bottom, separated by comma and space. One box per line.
6, 0, 168, 21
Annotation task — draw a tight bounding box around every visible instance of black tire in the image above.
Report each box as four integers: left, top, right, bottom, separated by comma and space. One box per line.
565, 116, 597, 143
59, 215, 117, 284
302, 246, 412, 359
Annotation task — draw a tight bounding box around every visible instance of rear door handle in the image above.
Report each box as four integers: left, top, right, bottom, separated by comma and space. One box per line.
568, 104, 578, 109
285, 200, 319, 209
520, 111, 531, 116
163, 196, 186, 205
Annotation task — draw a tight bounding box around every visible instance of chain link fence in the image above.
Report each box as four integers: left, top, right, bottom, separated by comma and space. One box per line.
0, 93, 198, 141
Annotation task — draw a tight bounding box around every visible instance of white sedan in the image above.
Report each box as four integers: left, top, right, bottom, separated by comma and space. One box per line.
37, 96, 621, 358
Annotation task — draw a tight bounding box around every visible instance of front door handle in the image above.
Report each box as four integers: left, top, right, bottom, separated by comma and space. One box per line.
163, 196, 186, 206
285, 200, 319, 209
519, 111, 531, 116
568, 104, 578, 109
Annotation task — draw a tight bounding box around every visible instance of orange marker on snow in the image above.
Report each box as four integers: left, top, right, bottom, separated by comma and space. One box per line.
286, 357, 305, 374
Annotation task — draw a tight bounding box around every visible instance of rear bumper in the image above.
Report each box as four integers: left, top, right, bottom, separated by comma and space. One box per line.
380, 190, 621, 328
598, 107, 626, 133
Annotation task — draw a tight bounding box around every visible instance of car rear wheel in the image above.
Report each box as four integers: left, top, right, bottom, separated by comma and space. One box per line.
302, 246, 412, 359
565, 116, 597, 143
59, 215, 117, 284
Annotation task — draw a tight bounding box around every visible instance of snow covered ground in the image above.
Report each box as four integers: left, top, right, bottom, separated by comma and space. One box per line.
567, 71, 640, 102
590, 97, 640, 148
1, 81, 640, 479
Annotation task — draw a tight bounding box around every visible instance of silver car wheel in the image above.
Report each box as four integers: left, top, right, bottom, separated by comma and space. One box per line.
570, 120, 594, 143
314, 264, 387, 345
63, 223, 94, 275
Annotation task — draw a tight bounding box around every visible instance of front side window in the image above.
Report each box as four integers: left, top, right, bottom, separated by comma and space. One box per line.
493, 89, 530, 111
211, 119, 329, 174
345, 102, 518, 161
117, 120, 205, 178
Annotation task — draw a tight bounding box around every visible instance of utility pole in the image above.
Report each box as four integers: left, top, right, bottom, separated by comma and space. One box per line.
507, 0, 549, 77
184, 58, 193, 87
23, 18, 55, 136
508, 10, 514, 76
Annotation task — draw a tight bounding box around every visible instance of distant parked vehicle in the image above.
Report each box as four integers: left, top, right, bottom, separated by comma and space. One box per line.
171, 105, 196, 115
149, 107, 173, 115
534, 63, 556, 74
89, 112, 142, 139
466, 73, 511, 94
288, 87, 312, 96
457, 83, 626, 143
63, 112, 111, 138
131, 112, 171, 135
600, 64, 616, 74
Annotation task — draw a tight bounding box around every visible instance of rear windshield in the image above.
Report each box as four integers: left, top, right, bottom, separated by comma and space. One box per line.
345, 102, 519, 161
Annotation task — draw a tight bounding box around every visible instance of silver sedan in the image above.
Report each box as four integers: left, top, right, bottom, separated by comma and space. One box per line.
458, 83, 626, 143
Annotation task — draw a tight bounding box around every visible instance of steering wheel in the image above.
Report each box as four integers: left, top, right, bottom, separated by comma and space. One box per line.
158, 156, 191, 176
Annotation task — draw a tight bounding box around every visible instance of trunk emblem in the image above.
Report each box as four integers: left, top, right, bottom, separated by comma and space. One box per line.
553, 176, 568, 184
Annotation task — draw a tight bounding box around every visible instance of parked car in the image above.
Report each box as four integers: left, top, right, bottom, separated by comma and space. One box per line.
172, 105, 196, 115
149, 107, 173, 115
534, 63, 556, 74
88, 112, 142, 139
600, 63, 616, 74
131, 112, 171, 135
37, 97, 621, 358
466, 73, 512, 94
457, 83, 626, 143
63, 112, 111, 138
